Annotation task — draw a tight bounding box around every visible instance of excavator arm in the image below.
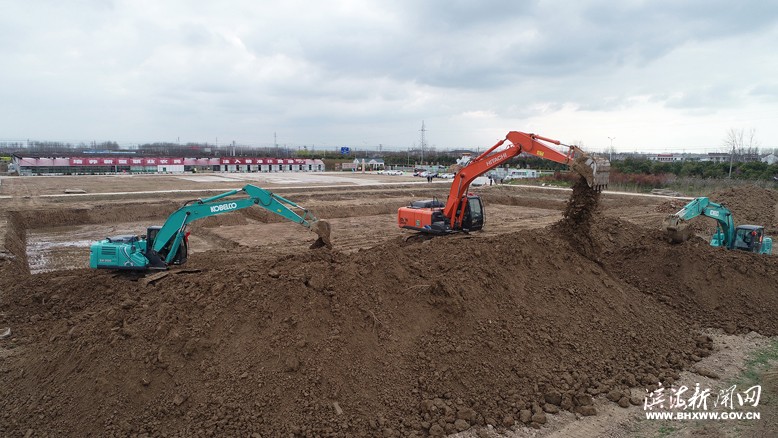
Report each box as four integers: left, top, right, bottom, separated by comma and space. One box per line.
152, 185, 331, 265
664, 197, 772, 254
89, 184, 331, 270
663, 197, 735, 246
443, 131, 609, 231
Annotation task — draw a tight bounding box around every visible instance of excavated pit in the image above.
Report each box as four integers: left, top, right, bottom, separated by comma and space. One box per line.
1, 183, 777, 437
13, 193, 567, 273
0, 212, 29, 277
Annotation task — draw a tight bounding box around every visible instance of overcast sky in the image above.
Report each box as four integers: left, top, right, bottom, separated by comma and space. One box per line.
1, 0, 777, 152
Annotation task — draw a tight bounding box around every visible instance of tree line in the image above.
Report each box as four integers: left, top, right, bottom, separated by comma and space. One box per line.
613, 157, 778, 180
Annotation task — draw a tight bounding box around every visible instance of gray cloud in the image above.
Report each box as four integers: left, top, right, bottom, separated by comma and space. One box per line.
0, 0, 777, 150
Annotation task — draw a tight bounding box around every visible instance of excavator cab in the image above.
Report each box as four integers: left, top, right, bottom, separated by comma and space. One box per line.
734, 225, 766, 254
458, 195, 484, 232
144, 225, 188, 269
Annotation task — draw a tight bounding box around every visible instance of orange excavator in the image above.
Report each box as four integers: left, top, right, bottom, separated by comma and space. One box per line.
397, 131, 610, 234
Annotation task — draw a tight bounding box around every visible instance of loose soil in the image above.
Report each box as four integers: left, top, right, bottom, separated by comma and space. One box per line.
1, 174, 777, 437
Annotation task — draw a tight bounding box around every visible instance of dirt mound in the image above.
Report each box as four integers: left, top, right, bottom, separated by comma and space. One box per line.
1, 225, 713, 436
710, 185, 778, 232
596, 216, 778, 335
3, 182, 778, 436
655, 199, 686, 214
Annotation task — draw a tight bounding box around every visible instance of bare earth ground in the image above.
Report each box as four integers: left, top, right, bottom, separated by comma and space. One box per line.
1, 172, 777, 437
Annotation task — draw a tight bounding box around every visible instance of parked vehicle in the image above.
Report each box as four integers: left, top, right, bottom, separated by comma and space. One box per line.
471, 176, 491, 186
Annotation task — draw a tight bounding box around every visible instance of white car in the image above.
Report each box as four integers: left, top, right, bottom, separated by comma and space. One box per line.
386, 170, 404, 175
439, 173, 455, 179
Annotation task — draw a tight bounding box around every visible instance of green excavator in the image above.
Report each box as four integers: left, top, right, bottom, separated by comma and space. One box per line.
89, 184, 332, 270
663, 197, 772, 255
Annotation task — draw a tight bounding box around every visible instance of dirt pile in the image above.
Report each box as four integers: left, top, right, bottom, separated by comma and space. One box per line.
709, 185, 778, 232
595, 216, 778, 335
3, 184, 778, 437
2, 225, 714, 437
654, 199, 686, 214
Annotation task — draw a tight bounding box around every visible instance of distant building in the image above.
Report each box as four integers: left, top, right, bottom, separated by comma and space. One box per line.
648, 153, 683, 162
762, 153, 778, 165
701, 153, 731, 163
506, 168, 539, 179
12, 155, 324, 175
352, 158, 385, 170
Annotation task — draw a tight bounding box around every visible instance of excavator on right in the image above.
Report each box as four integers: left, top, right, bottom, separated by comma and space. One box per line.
663, 197, 772, 255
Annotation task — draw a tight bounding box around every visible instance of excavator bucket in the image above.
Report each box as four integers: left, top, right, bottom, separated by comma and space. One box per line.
663, 216, 691, 243
309, 220, 332, 249
571, 154, 610, 191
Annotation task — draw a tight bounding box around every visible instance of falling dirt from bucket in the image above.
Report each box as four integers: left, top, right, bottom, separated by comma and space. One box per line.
309, 220, 332, 249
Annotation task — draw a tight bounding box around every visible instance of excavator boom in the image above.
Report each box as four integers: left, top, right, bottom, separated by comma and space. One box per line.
398, 131, 610, 234
663, 197, 772, 255
90, 184, 331, 270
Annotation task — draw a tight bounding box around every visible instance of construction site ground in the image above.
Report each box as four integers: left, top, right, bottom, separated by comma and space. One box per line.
1, 172, 777, 437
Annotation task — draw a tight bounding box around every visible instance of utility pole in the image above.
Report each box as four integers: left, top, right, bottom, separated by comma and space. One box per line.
274, 132, 278, 158
728, 142, 735, 178
419, 121, 427, 164
608, 136, 615, 161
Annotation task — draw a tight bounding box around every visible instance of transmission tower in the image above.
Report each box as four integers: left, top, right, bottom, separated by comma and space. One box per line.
419, 121, 427, 164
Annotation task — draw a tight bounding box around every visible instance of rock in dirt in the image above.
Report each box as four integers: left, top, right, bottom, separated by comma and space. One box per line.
454, 418, 470, 431
578, 406, 597, 416
575, 393, 594, 406
284, 355, 301, 372
172, 394, 187, 406
606, 389, 622, 402
531, 411, 547, 424
694, 367, 720, 379
544, 390, 562, 406
429, 424, 445, 437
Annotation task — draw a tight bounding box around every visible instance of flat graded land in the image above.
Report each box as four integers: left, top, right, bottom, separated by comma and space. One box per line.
1, 172, 777, 437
